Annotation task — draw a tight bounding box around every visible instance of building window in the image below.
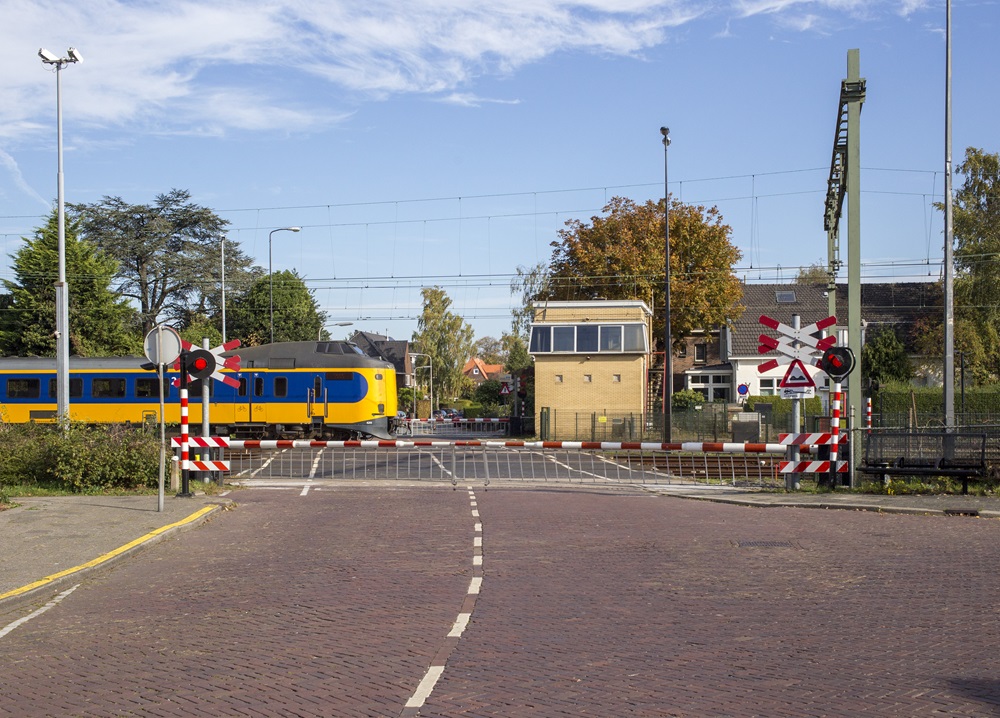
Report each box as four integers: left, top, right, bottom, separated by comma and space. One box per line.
600, 326, 622, 352
583, 374, 592, 383
553, 326, 575, 352
694, 344, 707, 363
612, 374, 621, 383
530, 326, 551, 353
759, 378, 776, 396
577, 325, 599, 352
677, 343, 688, 358
555, 374, 563, 383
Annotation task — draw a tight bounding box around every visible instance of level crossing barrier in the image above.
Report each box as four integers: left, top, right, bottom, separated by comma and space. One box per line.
223, 439, 788, 488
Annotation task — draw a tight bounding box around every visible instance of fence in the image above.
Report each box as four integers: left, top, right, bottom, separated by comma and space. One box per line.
222, 439, 787, 488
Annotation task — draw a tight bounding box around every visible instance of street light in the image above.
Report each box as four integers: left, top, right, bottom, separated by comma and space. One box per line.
268, 226, 300, 344
410, 353, 433, 419
39, 46, 82, 423
660, 126, 673, 443
220, 235, 227, 343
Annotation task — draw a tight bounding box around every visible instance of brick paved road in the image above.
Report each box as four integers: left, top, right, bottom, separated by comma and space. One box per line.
2, 486, 1000, 717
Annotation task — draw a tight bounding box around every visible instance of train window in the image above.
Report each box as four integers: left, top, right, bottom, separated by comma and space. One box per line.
7, 378, 40, 399
326, 372, 354, 381
314, 376, 322, 397
274, 376, 288, 398
187, 378, 215, 397
238, 378, 248, 397
135, 376, 170, 398
92, 377, 126, 398
254, 376, 264, 397
48, 378, 83, 398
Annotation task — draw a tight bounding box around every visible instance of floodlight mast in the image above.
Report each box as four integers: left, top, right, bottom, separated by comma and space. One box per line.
38, 47, 81, 424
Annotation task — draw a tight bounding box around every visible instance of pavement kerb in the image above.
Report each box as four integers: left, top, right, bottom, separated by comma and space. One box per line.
0, 501, 230, 610
658, 491, 1000, 519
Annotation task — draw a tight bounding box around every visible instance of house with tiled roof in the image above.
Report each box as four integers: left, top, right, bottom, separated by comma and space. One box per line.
350, 331, 413, 387
463, 357, 504, 385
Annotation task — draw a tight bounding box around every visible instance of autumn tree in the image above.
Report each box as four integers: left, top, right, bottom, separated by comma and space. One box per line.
796, 261, 830, 286
411, 287, 475, 406
537, 196, 744, 350
0, 212, 140, 356
472, 336, 504, 364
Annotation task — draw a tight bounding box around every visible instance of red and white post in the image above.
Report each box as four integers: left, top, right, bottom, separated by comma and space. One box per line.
178, 352, 192, 497
828, 381, 842, 487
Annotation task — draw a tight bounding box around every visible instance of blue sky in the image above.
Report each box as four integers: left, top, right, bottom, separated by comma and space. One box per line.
1, 0, 997, 344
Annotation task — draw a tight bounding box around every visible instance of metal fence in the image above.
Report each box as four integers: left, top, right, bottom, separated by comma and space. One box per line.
222, 440, 786, 488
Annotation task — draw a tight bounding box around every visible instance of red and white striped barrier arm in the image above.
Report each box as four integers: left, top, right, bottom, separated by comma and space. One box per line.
779, 461, 849, 473
229, 440, 788, 453
188, 460, 230, 472
171, 436, 232, 448
779, 433, 849, 445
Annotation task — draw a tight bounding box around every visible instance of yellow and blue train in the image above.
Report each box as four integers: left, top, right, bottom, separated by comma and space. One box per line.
0, 341, 399, 439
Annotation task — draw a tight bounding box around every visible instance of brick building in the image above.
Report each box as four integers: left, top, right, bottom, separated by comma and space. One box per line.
528, 300, 653, 430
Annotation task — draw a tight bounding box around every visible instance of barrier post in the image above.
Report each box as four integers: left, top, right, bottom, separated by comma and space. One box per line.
178, 352, 193, 497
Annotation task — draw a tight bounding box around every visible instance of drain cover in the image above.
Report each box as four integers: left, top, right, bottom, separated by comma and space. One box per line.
735, 540, 796, 548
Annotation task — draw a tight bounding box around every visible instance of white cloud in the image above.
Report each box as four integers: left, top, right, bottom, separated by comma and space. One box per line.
0, 147, 51, 210
0, 0, 942, 146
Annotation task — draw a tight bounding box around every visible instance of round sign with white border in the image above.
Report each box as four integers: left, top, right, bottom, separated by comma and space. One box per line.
143, 324, 183, 365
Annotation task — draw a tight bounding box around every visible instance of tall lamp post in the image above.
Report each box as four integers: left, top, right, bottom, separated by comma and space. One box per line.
268, 226, 300, 344
660, 126, 673, 443
38, 46, 82, 423
410, 353, 433, 418
220, 235, 227, 343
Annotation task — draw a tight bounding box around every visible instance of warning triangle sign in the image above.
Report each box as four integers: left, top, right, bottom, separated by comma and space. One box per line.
779, 359, 816, 388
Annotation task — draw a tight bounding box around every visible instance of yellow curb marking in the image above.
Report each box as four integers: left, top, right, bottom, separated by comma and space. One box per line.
0, 505, 217, 602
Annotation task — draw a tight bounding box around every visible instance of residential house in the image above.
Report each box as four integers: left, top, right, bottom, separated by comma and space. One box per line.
463, 357, 504, 385
349, 331, 413, 387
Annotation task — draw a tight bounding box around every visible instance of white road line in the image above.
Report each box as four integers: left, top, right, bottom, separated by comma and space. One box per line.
308, 448, 324, 479
299, 485, 310, 497
0, 584, 79, 640
474, 522, 482, 532
447, 612, 471, 638
474, 536, 482, 547
471, 509, 479, 517
405, 666, 446, 708
473, 555, 483, 566
468, 577, 482, 594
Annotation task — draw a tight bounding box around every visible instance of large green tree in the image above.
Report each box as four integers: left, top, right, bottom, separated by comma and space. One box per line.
411, 287, 475, 406
529, 196, 744, 350
227, 270, 327, 345
951, 147, 1000, 380
0, 212, 140, 356
68, 189, 255, 335
861, 328, 913, 386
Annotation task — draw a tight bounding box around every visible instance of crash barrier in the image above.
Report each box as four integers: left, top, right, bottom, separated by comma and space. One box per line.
223, 439, 788, 487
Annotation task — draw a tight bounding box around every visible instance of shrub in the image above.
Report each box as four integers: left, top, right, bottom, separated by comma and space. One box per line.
0, 423, 161, 493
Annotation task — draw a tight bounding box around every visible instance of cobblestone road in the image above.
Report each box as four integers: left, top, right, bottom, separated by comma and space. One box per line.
2, 485, 999, 716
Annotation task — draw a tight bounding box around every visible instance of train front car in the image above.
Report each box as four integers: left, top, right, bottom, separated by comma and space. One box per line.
219, 341, 398, 439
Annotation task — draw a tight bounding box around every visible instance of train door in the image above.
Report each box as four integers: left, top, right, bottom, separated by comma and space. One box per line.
306, 374, 328, 432
232, 374, 264, 424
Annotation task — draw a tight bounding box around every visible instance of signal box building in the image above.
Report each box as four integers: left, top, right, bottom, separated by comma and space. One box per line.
528, 300, 653, 434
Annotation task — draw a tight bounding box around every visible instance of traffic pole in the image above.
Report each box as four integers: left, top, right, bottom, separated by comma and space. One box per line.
178, 352, 192, 497
827, 380, 842, 488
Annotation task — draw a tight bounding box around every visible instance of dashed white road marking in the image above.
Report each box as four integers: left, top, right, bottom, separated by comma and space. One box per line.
0, 584, 79, 640
308, 449, 325, 479
468, 577, 482, 594
448, 612, 472, 638
405, 666, 445, 708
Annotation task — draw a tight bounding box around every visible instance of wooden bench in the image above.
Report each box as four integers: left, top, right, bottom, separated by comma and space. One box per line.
858, 431, 988, 494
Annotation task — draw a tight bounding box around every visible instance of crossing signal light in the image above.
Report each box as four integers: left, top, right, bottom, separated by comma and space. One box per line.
819, 346, 855, 380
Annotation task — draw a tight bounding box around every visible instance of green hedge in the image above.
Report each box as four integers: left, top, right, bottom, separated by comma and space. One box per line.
874, 382, 1000, 414
0, 423, 161, 493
